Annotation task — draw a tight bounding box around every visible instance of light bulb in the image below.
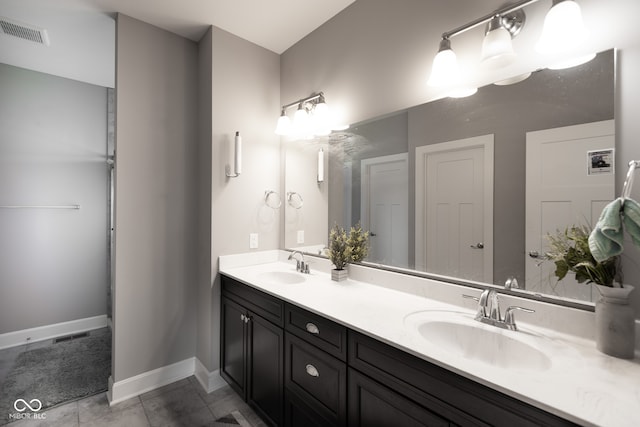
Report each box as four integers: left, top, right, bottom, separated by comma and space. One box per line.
428, 38, 459, 87
481, 17, 515, 67
275, 111, 291, 135
536, 0, 588, 54
312, 99, 331, 136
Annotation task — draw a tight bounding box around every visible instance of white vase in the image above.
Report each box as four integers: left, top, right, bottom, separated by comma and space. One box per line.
595, 284, 635, 359
331, 268, 348, 282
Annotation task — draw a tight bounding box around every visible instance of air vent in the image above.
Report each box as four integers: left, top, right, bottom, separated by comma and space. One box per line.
53, 332, 89, 343
0, 16, 50, 46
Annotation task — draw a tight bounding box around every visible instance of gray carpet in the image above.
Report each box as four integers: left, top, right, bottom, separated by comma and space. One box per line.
0, 328, 111, 424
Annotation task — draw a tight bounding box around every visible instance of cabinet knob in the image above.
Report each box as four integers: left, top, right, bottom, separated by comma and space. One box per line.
240, 314, 250, 323
240, 314, 245, 322
305, 364, 319, 377
305, 322, 320, 334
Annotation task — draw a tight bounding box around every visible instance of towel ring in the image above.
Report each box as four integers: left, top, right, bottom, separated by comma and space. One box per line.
287, 192, 304, 209
264, 190, 282, 209
621, 160, 640, 206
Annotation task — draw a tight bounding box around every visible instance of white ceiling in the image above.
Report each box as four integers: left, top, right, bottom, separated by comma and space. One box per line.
0, 0, 355, 87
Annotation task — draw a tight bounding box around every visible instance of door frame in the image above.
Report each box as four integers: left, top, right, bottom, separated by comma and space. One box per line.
360, 153, 409, 230
415, 135, 494, 281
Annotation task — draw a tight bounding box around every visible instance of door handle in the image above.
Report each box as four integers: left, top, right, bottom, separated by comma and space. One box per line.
305, 322, 320, 334
305, 364, 319, 377
528, 250, 540, 259
470, 243, 484, 249
370, 232, 377, 237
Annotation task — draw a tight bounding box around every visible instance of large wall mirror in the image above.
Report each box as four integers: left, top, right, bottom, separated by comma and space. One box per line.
284, 48, 615, 307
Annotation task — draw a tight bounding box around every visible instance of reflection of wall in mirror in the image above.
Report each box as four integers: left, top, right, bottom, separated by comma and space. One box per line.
284, 140, 329, 251
324, 50, 614, 295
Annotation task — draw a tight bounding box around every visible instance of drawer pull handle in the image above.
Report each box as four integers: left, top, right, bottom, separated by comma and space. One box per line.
305, 364, 319, 377
305, 322, 320, 334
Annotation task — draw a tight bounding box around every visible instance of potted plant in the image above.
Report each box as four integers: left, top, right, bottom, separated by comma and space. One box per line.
327, 223, 369, 281
544, 225, 634, 358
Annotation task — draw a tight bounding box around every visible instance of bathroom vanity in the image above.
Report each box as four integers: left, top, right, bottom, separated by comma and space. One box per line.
219, 251, 640, 427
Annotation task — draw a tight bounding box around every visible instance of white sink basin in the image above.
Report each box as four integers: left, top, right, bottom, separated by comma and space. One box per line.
404, 310, 552, 371
258, 271, 306, 285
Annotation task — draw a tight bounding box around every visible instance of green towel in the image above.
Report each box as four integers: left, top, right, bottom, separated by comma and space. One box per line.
623, 198, 640, 247
589, 198, 624, 262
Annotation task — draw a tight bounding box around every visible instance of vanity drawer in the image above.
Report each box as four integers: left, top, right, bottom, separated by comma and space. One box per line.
221, 274, 284, 327
349, 331, 578, 427
285, 332, 347, 426
285, 303, 347, 361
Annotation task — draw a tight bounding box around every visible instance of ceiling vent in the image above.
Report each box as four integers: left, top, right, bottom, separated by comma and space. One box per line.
0, 17, 50, 46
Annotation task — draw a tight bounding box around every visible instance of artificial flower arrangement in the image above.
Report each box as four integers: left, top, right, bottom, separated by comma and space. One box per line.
327, 223, 369, 271
544, 224, 620, 287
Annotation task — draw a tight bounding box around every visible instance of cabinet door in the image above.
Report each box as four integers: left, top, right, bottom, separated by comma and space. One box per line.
221, 296, 247, 399
348, 368, 449, 427
248, 312, 284, 427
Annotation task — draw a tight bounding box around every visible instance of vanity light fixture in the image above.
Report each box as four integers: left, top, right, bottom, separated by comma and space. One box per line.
427, 0, 592, 92
225, 131, 242, 178
275, 92, 347, 138
317, 148, 325, 182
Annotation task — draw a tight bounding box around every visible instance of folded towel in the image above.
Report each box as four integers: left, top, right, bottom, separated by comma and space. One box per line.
589, 198, 624, 262
622, 198, 640, 247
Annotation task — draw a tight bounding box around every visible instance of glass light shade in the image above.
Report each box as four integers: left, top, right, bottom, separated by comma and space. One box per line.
293, 106, 309, 128
428, 47, 458, 87
536, 0, 588, 54
548, 52, 596, 69
494, 72, 532, 86
312, 101, 331, 135
481, 26, 515, 67
447, 86, 478, 98
275, 114, 291, 135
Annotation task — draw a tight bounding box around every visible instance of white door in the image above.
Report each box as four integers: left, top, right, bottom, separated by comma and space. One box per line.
361, 154, 408, 267
415, 136, 494, 282
525, 120, 614, 301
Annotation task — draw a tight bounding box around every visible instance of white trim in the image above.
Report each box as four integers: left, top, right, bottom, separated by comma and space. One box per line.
108, 358, 196, 405
0, 315, 108, 350
194, 358, 227, 393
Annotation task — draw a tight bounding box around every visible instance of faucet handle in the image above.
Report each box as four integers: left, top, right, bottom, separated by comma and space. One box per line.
504, 306, 535, 330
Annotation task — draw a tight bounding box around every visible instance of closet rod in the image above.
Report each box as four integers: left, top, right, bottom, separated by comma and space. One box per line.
0, 205, 80, 210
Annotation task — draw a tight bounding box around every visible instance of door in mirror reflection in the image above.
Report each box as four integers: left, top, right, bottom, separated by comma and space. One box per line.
416, 135, 494, 283
525, 120, 615, 301
361, 154, 408, 267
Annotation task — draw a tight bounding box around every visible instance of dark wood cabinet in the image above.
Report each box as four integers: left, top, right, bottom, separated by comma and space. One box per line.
220, 276, 284, 427
220, 296, 247, 398
348, 368, 449, 427
220, 274, 579, 427
284, 332, 347, 426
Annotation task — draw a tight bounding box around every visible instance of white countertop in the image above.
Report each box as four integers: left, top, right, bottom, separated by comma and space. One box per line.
219, 250, 640, 427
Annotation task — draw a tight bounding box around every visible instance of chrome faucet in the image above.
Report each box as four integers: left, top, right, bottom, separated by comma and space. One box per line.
464, 289, 534, 331
288, 251, 309, 274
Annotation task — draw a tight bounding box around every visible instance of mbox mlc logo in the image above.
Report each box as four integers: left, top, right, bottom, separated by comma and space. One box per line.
8, 398, 46, 420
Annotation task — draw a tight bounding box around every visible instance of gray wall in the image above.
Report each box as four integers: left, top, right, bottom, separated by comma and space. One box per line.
0, 63, 108, 334
208, 26, 281, 371
193, 26, 281, 373
113, 14, 198, 381
282, 0, 640, 317
196, 27, 214, 373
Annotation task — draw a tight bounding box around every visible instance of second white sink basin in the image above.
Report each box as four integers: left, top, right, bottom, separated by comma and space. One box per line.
258, 271, 306, 285
405, 310, 552, 371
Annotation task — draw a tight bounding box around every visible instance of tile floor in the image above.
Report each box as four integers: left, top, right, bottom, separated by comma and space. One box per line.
5, 377, 266, 427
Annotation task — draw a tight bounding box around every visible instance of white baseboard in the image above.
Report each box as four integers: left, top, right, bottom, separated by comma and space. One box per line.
194, 358, 226, 393
108, 358, 196, 405
107, 357, 227, 405
0, 315, 108, 350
